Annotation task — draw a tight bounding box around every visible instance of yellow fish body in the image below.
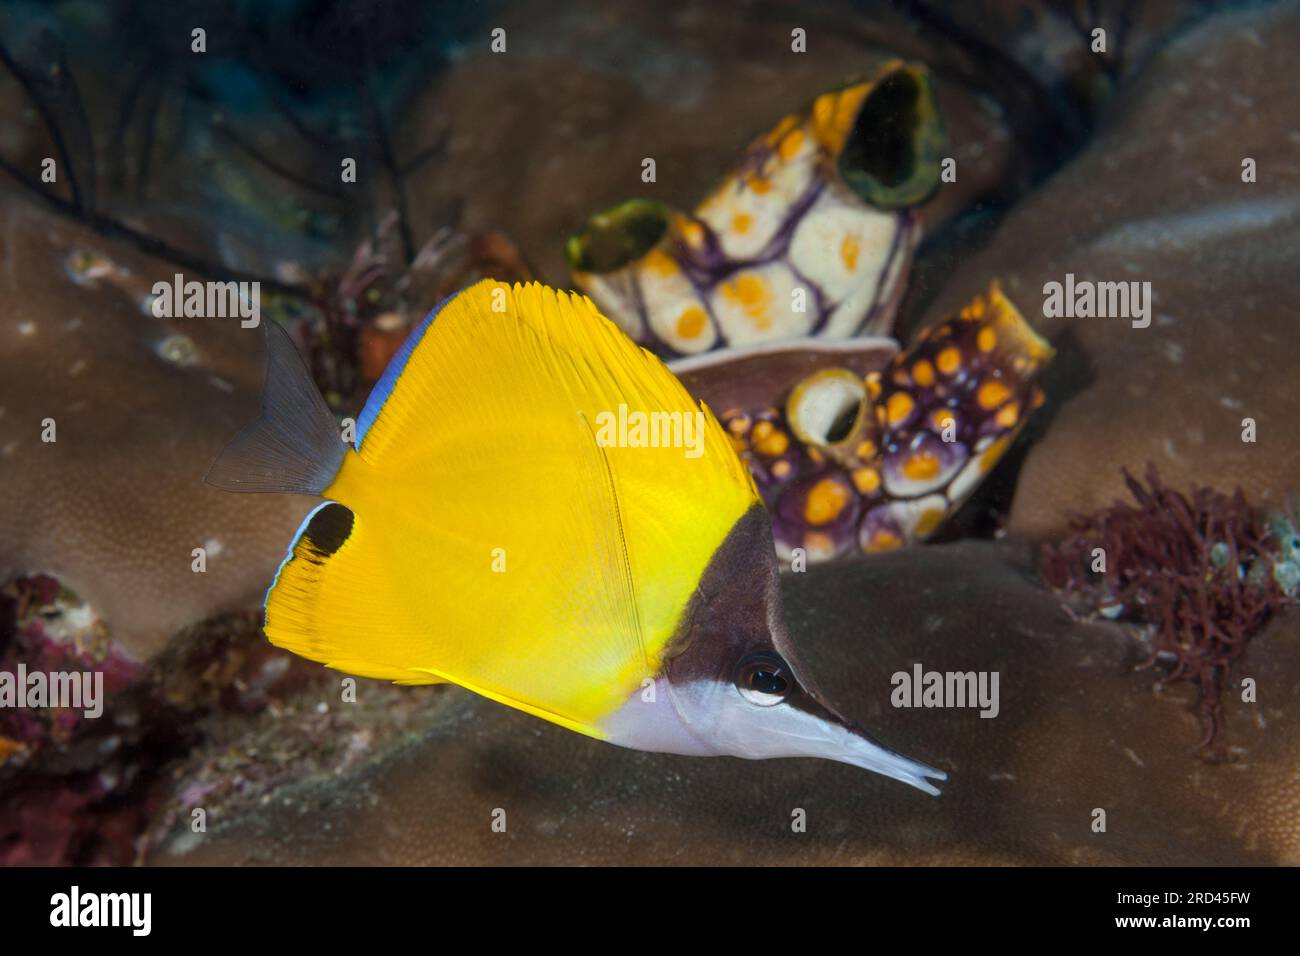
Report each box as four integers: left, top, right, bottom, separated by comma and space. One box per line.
210, 280, 946, 793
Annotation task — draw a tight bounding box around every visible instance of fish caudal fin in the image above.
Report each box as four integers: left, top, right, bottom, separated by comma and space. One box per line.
206, 321, 346, 495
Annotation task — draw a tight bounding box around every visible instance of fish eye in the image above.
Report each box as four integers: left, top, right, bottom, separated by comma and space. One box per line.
735, 652, 792, 706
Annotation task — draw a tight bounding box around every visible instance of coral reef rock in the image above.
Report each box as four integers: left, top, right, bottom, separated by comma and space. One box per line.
0, 191, 315, 660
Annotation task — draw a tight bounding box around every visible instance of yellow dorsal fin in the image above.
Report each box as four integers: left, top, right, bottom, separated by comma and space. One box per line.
264, 281, 758, 735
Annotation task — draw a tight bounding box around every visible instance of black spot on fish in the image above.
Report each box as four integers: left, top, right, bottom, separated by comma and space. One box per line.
303, 503, 354, 557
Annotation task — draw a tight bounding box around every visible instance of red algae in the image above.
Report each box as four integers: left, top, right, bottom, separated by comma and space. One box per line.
1041, 466, 1294, 751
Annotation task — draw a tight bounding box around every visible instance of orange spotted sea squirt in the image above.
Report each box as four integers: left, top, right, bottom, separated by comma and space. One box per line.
565, 60, 945, 357
699, 283, 1055, 563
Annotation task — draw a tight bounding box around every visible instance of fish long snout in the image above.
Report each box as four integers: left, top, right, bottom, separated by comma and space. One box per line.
812, 716, 948, 796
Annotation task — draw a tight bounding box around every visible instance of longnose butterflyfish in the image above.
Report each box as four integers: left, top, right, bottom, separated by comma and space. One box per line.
208, 280, 946, 794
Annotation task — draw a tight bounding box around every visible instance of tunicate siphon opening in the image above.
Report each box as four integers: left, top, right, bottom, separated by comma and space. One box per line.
838, 64, 944, 209
565, 199, 670, 274
786, 369, 868, 451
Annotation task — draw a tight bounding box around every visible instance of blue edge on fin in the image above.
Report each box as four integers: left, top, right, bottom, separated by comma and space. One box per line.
263, 291, 459, 617
355, 291, 457, 450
